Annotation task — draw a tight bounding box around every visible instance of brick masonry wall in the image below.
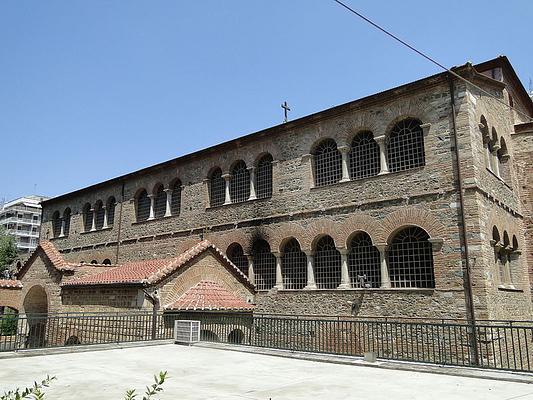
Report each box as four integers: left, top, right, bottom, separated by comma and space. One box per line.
0, 288, 22, 311
29, 74, 532, 320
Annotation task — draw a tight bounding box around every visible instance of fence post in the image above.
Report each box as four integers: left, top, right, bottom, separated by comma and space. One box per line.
151, 308, 157, 341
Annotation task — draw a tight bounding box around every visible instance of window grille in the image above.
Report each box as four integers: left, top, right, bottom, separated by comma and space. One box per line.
102, 259, 112, 265
63, 209, 71, 236
171, 181, 182, 216
209, 168, 225, 207
348, 232, 381, 288
52, 212, 61, 238
313, 139, 342, 187
227, 244, 249, 276
106, 198, 116, 226
136, 190, 150, 222
94, 202, 104, 230
388, 227, 434, 288
281, 239, 307, 290
387, 119, 425, 173
154, 186, 166, 219
314, 236, 341, 289
252, 240, 276, 290
83, 204, 93, 232
230, 161, 250, 203
350, 131, 380, 179
256, 154, 273, 199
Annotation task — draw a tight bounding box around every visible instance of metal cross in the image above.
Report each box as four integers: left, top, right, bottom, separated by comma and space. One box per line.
281, 101, 291, 123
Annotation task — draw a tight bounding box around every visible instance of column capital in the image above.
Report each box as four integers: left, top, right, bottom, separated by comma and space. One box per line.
147, 194, 155, 199
420, 122, 431, 136
374, 242, 388, 252
491, 144, 501, 153
247, 166, 256, 172
337, 145, 350, 154
374, 135, 386, 144
336, 247, 349, 256
221, 173, 232, 181
301, 153, 313, 162
163, 188, 173, 193
428, 238, 443, 251
478, 122, 486, 130
303, 250, 315, 257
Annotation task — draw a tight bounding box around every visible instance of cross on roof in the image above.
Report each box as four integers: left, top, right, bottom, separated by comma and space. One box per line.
281, 101, 291, 123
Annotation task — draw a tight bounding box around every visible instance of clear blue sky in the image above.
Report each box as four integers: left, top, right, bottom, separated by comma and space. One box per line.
1, 1, 532, 202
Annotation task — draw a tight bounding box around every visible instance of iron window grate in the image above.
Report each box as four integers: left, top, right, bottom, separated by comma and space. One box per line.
388, 227, 434, 288
314, 236, 341, 289
256, 154, 273, 199
106, 199, 116, 226
314, 139, 342, 187
136, 191, 151, 222
281, 239, 307, 290
171, 181, 182, 216
227, 244, 249, 276
95, 203, 105, 230
387, 119, 425, 173
230, 161, 250, 203
252, 240, 276, 291
209, 169, 225, 207
350, 131, 380, 180
154, 186, 166, 219
348, 232, 381, 288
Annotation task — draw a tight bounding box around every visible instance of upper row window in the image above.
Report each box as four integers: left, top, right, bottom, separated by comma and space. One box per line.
135, 180, 182, 222
314, 118, 425, 187
209, 154, 273, 207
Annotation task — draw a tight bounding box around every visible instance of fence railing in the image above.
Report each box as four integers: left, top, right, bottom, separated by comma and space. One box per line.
1, 311, 532, 372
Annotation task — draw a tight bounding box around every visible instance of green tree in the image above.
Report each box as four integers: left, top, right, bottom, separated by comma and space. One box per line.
0, 226, 18, 274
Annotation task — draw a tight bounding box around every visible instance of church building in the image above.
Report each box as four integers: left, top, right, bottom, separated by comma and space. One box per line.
3, 56, 533, 322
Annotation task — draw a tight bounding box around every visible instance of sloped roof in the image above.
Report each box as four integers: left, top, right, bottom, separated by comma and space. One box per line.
165, 280, 254, 311
0, 280, 22, 289
60, 240, 254, 290
17, 241, 76, 279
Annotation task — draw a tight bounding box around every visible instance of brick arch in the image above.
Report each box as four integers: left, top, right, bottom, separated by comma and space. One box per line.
269, 224, 307, 253
381, 208, 446, 243
209, 231, 252, 255
305, 219, 344, 251
339, 214, 383, 247
382, 96, 432, 134
383, 114, 425, 139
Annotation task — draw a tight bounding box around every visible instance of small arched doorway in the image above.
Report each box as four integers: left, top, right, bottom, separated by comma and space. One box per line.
23, 285, 48, 348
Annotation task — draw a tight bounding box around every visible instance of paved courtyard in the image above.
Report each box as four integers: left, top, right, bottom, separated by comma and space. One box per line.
0, 344, 532, 399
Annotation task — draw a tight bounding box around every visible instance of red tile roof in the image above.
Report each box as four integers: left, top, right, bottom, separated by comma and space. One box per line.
61, 240, 253, 290
165, 280, 254, 311
0, 279, 22, 289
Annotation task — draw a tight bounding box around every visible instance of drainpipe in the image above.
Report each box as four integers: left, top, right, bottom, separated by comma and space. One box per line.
448, 72, 479, 365
114, 181, 125, 264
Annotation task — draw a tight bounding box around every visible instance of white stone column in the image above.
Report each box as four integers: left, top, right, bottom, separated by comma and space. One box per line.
338, 145, 351, 183
102, 205, 108, 229
222, 173, 232, 205
147, 194, 155, 220
337, 248, 351, 289
375, 243, 391, 288
491, 144, 501, 178
59, 218, 65, 238
246, 255, 255, 285
90, 208, 96, 232
248, 167, 257, 201
503, 250, 513, 288
273, 251, 283, 290
164, 188, 173, 217
304, 251, 317, 290
374, 136, 389, 175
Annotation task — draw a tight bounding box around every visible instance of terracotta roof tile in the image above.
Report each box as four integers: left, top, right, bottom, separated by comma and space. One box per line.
165, 280, 254, 311
0, 279, 23, 289
34, 241, 76, 271
61, 240, 254, 289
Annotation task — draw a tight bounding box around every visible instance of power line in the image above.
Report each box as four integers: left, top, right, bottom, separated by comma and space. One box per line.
332, 0, 533, 122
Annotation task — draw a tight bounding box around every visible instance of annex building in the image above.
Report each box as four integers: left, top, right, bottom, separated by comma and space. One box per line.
2, 56, 532, 323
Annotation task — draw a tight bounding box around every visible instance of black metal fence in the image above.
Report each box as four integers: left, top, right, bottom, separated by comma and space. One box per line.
1, 311, 532, 373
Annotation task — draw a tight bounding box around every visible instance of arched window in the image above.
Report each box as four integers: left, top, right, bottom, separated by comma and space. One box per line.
136, 190, 150, 222
102, 259, 112, 265
387, 119, 425, 172
348, 232, 380, 288
281, 239, 307, 290
83, 203, 93, 232
52, 211, 61, 238
106, 197, 116, 226
63, 208, 71, 236
153, 184, 166, 219
314, 236, 341, 289
512, 235, 518, 251
350, 131, 380, 179
480, 116, 491, 169
252, 240, 276, 290
492, 226, 500, 243
256, 154, 273, 199
94, 201, 105, 230
230, 161, 250, 203
498, 137, 509, 182
90, 260, 98, 264
209, 168, 225, 207
313, 139, 342, 187
227, 243, 249, 276
388, 227, 434, 288
170, 180, 182, 216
